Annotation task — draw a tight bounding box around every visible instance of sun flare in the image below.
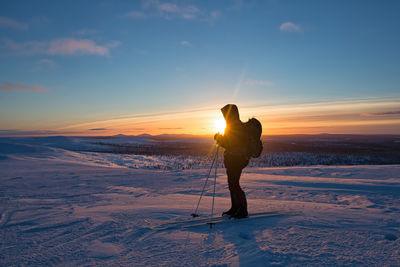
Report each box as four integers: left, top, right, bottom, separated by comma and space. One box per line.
213, 117, 226, 134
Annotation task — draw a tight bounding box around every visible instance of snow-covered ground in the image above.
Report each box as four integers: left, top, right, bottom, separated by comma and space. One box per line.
1, 142, 399, 266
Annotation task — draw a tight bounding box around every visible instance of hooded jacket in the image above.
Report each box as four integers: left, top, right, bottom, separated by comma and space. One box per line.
215, 104, 248, 157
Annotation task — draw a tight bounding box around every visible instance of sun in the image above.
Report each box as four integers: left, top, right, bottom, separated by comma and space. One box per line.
213, 117, 226, 134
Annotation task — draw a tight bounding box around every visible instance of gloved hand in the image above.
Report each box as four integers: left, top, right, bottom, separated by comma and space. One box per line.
214, 133, 222, 144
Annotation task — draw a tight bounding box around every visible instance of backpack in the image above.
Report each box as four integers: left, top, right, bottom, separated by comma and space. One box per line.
244, 118, 263, 158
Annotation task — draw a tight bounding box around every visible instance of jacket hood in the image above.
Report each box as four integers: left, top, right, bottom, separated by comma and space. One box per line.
221, 104, 240, 123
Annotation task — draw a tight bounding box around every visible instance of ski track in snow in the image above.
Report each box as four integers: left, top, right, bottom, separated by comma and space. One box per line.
0, 147, 400, 266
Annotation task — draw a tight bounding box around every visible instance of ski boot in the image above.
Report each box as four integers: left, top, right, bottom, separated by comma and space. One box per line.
222, 208, 237, 217
232, 208, 248, 219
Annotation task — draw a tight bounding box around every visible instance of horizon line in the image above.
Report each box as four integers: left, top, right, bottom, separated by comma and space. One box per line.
1, 131, 399, 138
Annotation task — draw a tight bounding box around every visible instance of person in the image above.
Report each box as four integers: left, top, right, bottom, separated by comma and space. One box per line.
214, 104, 250, 219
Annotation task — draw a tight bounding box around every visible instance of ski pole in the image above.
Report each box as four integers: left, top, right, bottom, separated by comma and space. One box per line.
191, 145, 218, 217
209, 145, 219, 228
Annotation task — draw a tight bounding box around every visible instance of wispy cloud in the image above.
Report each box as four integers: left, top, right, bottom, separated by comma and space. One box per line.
154, 2, 201, 20
0, 16, 28, 30
279, 21, 302, 33
58, 97, 400, 135
180, 40, 192, 47
125, 1, 220, 22
0, 82, 47, 93
47, 38, 111, 56
89, 128, 108, 131
365, 110, 400, 116
1, 38, 119, 56
124, 11, 147, 19
158, 127, 182, 130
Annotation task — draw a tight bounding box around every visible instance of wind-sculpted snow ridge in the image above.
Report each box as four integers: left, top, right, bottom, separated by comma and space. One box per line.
76, 152, 212, 170
50, 151, 400, 171
60, 152, 210, 170
2, 146, 398, 171
1, 135, 399, 168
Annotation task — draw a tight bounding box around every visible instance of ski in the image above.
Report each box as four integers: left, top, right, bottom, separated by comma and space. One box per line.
150, 211, 300, 232
182, 211, 300, 230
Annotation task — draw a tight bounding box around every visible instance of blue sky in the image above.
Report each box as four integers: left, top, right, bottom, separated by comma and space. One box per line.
0, 0, 399, 135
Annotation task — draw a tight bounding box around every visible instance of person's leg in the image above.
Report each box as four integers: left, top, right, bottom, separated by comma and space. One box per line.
223, 155, 249, 218
232, 158, 249, 218
235, 185, 248, 218
233, 169, 248, 218
228, 166, 247, 217
223, 166, 239, 215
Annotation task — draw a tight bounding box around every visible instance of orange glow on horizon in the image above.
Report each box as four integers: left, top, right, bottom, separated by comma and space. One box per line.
2, 98, 399, 137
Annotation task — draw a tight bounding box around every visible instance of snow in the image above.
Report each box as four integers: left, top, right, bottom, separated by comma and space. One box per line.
0, 140, 399, 266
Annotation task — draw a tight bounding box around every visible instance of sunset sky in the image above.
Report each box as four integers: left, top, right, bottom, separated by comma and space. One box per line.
0, 0, 399, 136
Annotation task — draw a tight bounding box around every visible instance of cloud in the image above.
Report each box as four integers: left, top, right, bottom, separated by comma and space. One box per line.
243, 79, 274, 87
124, 11, 147, 19
180, 40, 192, 47
47, 38, 110, 56
155, 2, 200, 19
279, 21, 302, 33
365, 110, 400, 116
125, 1, 220, 22
43, 97, 400, 136
89, 128, 108, 131
1, 38, 119, 56
0, 82, 47, 93
0, 16, 28, 30
156, 2, 180, 13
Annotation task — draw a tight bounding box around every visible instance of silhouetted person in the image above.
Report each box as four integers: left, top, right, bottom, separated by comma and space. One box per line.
214, 104, 250, 218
